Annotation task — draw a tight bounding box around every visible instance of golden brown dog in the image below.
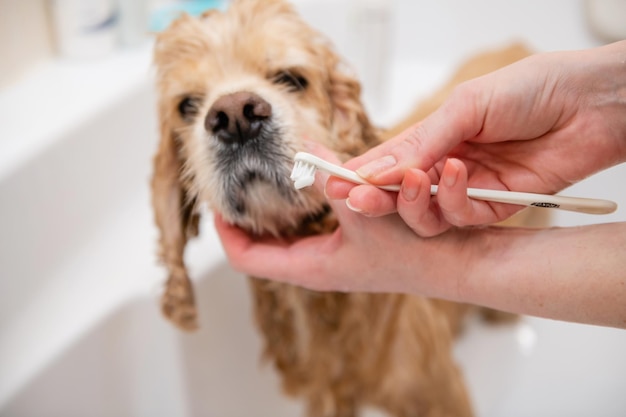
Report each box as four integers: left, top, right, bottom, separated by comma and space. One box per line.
151, 1, 539, 415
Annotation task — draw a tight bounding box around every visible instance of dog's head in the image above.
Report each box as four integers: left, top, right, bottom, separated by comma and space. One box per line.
151, 0, 378, 329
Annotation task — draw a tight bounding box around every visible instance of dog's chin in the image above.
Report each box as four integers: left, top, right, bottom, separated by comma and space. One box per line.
220, 186, 326, 236
215, 162, 326, 236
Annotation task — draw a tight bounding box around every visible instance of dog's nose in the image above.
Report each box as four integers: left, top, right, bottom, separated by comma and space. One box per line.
205, 92, 272, 144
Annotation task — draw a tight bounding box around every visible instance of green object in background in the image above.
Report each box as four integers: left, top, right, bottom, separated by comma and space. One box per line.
150, 0, 228, 32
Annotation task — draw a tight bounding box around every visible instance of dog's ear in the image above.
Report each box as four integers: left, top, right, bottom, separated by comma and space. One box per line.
326, 52, 381, 156
151, 103, 200, 331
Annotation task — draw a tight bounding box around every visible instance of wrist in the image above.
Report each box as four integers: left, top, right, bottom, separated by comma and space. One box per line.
410, 226, 487, 303
586, 40, 626, 164
454, 226, 542, 311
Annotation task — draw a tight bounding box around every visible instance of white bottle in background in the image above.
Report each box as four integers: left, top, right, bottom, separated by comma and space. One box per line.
49, 0, 118, 59
117, 0, 150, 48
351, 0, 392, 115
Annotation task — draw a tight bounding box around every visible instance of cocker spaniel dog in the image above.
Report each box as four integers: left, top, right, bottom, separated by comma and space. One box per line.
151, 0, 537, 416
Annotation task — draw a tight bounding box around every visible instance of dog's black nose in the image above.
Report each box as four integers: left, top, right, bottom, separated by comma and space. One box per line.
205, 92, 272, 144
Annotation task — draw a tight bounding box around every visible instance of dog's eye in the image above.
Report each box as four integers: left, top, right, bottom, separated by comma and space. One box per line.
177, 96, 202, 121
272, 71, 308, 92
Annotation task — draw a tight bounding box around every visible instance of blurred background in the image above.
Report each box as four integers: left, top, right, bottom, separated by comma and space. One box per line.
1, 1, 625, 416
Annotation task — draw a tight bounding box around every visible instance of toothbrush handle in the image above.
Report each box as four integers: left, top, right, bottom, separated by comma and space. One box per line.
429, 185, 617, 215
303, 153, 617, 215
379, 184, 616, 214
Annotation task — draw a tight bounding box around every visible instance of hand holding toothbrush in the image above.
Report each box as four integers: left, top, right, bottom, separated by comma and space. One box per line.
326, 40, 626, 237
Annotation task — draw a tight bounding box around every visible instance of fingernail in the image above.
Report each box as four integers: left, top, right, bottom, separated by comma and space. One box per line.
443, 160, 459, 187
356, 155, 397, 178
345, 199, 364, 214
401, 169, 424, 202
402, 180, 419, 202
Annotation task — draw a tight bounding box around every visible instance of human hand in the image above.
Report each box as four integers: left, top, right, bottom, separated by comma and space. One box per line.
214, 144, 475, 297
327, 41, 626, 236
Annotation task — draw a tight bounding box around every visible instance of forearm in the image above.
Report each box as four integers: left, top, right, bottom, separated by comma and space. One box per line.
460, 222, 626, 328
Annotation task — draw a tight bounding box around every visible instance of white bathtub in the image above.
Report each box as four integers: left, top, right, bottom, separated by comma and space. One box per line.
1, 1, 626, 416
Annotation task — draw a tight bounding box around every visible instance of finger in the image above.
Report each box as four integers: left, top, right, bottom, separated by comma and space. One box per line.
213, 213, 253, 252
214, 213, 321, 281
325, 176, 355, 200
354, 83, 486, 184
213, 214, 291, 263
397, 169, 451, 237
213, 214, 275, 267
436, 158, 515, 227
436, 158, 481, 226
345, 185, 397, 217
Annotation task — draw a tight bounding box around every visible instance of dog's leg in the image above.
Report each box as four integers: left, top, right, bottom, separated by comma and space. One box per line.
248, 279, 308, 393
305, 391, 358, 417
251, 278, 363, 417
371, 297, 474, 417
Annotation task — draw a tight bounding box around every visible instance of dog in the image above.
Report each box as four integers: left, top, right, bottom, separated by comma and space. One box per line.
151, 1, 539, 415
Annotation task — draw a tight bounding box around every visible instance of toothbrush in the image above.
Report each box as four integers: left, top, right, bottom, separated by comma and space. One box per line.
290, 152, 618, 215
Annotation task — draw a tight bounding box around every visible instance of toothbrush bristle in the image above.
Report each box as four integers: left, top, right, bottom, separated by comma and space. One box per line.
290, 160, 316, 190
